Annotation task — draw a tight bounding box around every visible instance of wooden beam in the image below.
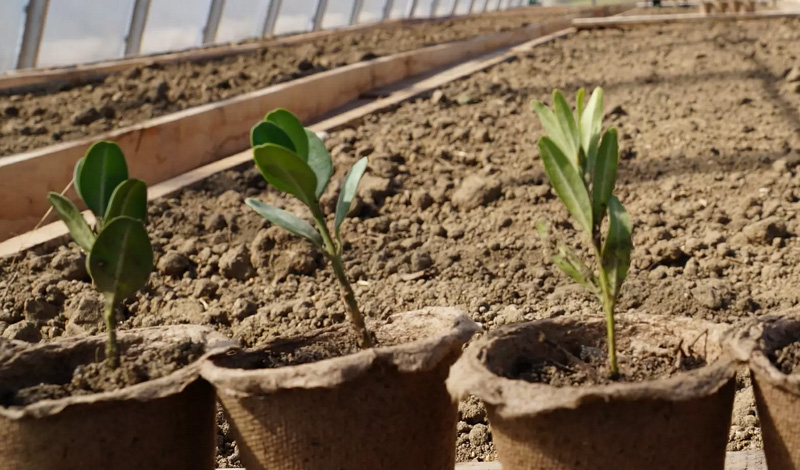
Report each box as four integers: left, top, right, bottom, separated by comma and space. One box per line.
573, 9, 800, 28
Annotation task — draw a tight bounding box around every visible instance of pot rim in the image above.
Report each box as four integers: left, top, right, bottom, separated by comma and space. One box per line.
727, 310, 800, 394
200, 306, 480, 397
447, 313, 737, 419
0, 324, 236, 419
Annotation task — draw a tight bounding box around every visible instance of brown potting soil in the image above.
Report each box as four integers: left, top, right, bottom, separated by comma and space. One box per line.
3, 16, 800, 464
770, 340, 800, 375
0, 7, 582, 158
1, 338, 204, 407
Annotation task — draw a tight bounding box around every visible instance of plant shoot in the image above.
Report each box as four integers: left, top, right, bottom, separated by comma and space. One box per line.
48, 141, 153, 368
532, 88, 633, 378
246, 109, 373, 349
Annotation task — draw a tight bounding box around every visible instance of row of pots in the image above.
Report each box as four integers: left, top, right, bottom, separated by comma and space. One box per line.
0, 308, 798, 470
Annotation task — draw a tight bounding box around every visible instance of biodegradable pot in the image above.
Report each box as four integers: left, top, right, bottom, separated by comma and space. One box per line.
448, 313, 737, 470
728, 311, 800, 470
0, 325, 235, 470
201, 307, 479, 470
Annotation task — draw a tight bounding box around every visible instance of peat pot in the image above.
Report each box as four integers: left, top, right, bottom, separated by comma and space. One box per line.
0, 325, 234, 470
201, 306, 479, 470
729, 311, 800, 470
448, 313, 737, 470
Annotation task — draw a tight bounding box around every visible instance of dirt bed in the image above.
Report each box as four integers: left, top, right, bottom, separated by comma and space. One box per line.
0, 6, 587, 158
3, 16, 800, 464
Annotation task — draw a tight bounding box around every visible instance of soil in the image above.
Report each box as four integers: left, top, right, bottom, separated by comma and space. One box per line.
0, 338, 204, 407
770, 341, 800, 374
3, 15, 800, 464
0, 7, 583, 158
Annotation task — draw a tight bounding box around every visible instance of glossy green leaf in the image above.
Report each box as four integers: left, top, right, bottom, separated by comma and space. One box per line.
581, 87, 604, 175
245, 198, 323, 247
47, 192, 95, 252
552, 90, 580, 168
253, 143, 318, 208
602, 196, 633, 298
251, 121, 296, 151
538, 137, 593, 234
88, 217, 153, 302
532, 100, 579, 171
265, 109, 309, 160
305, 129, 333, 198
104, 179, 147, 224
334, 157, 368, 242
591, 128, 619, 224
76, 141, 129, 221
73, 157, 85, 200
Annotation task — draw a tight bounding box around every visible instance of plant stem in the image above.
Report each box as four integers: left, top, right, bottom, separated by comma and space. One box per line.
103, 295, 120, 369
593, 239, 619, 379
312, 210, 373, 349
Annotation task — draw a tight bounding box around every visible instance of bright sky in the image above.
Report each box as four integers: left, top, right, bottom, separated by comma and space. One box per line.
0, 0, 515, 73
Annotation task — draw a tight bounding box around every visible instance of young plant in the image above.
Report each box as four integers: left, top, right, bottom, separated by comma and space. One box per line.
47, 141, 153, 368
532, 88, 633, 378
246, 109, 372, 349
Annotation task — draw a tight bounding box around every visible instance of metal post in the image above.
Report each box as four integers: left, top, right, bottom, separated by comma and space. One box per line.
431, 0, 442, 15
481, 0, 489, 12
350, 0, 365, 24
202, 0, 226, 45
382, 0, 394, 19
405, 0, 420, 17
449, 0, 461, 15
261, 0, 283, 36
124, 0, 151, 57
467, 0, 478, 13
312, 0, 328, 30
16, 0, 50, 69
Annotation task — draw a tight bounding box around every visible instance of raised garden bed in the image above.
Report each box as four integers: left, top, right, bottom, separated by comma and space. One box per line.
2, 13, 800, 469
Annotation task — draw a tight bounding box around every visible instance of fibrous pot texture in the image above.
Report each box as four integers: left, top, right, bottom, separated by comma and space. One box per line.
201, 306, 479, 470
448, 313, 737, 470
0, 325, 234, 470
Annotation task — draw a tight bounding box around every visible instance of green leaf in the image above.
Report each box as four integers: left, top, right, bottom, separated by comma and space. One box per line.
251, 121, 296, 151
76, 141, 129, 221
47, 192, 95, 252
591, 128, 619, 224
73, 157, 85, 200
553, 245, 597, 292
334, 157, 368, 242
581, 87, 604, 176
104, 179, 147, 225
552, 90, 581, 168
305, 129, 333, 198
253, 143, 318, 208
245, 198, 323, 247
602, 196, 633, 299
576, 88, 585, 123
538, 137, 593, 234
532, 100, 579, 172
265, 109, 309, 160
535, 220, 549, 239
88, 217, 153, 302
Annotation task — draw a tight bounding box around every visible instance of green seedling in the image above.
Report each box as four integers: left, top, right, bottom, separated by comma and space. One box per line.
246, 109, 372, 348
532, 88, 633, 378
48, 141, 153, 368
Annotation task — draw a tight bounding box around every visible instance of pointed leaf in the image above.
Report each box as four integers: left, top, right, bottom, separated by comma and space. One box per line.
47, 192, 95, 252
538, 137, 593, 234
265, 109, 309, 160
552, 245, 597, 293
602, 196, 633, 299
253, 144, 318, 208
245, 199, 323, 247
591, 128, 619, 223
552, 90, 580, 167
77, 141, 129, 220
73, 157, 85, 200
251, 121, 296, 151
576, 88, 585, 123
305, 129, 333, 198
532, 101, 579, 171
104, 179, 148, 224
88, 217, 153, 302
581, 87, 604, 175
334, 157, 368, 241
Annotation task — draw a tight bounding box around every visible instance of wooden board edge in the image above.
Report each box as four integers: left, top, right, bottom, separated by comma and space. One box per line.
573, 9, 800, 28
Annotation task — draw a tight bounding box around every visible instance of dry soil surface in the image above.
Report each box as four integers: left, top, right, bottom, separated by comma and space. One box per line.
0, 6, 586, 158
3, 17, 800, 465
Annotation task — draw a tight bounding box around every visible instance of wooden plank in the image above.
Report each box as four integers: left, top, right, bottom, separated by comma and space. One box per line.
573, 9, 800, 28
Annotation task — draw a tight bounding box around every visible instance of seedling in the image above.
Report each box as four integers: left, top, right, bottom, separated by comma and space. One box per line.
246, 109, 372, 348
48, 141, 153, 368
532, 88, 633, 378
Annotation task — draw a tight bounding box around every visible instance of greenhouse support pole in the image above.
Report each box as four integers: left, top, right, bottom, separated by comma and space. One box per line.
382, 0, 395, 19
350, 0, 365, 24
449, 0, 461, 15
312, 0, 329, 30
261, 0, 283, 36
405, 0, 420, 17
202, 0, 226, 45
467, 0, 477, 13
16, 0, 50, 69
125, 0, 151, 56
431, 0, 442, 15
482, 0, 489, 12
